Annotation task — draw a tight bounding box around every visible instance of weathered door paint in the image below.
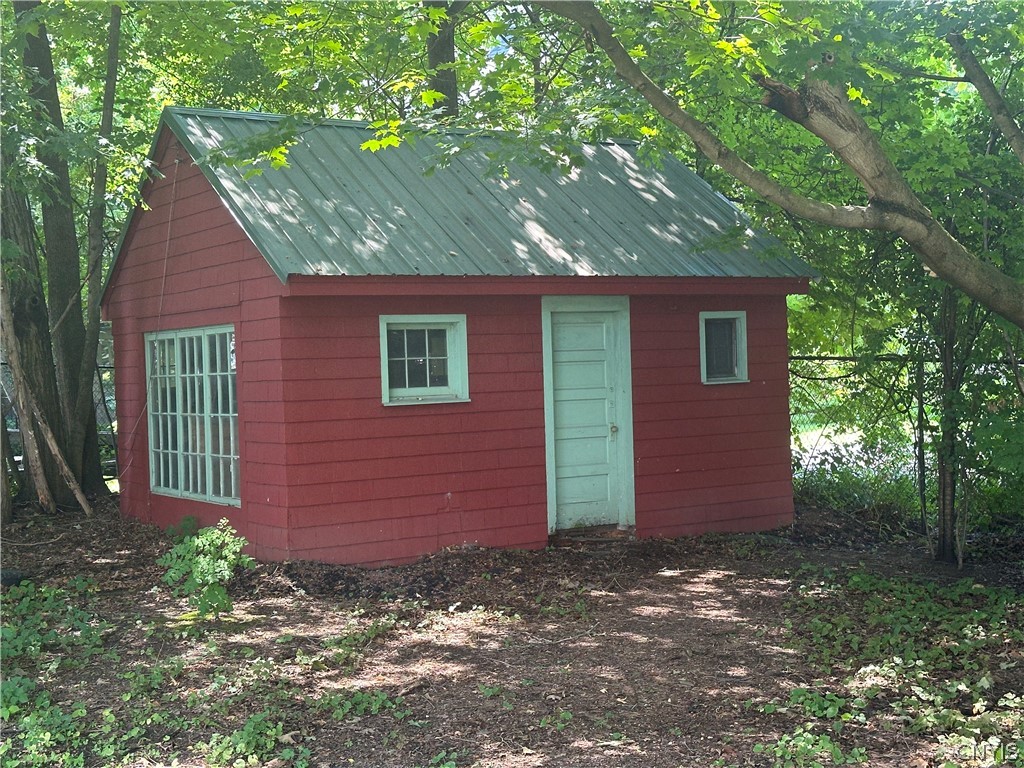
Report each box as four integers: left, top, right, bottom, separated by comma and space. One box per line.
542, 297, 635, 532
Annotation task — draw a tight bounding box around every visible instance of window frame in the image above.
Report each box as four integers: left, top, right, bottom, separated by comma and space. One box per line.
699, 311, 749, 385
144, 324, 240, 505
379, 314, 469, 405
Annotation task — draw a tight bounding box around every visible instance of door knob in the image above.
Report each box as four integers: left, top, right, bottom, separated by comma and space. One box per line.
610, 424, 619, 433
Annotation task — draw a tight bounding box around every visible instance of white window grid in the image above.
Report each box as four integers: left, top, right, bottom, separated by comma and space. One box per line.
379, 315, 469, 405
146, 326, 240, 504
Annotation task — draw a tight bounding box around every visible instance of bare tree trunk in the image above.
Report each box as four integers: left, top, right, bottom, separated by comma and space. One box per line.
0, 300, 92, 517
914, 346, 930, 550
0, 181, 75, 509
935, 288, 960, 563
1, 422, 13, 526
425, 1, 468, 118
1, 274, 56, 515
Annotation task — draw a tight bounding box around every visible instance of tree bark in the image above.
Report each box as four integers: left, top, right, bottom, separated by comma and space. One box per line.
534, 1, 1024, 330
14, 0, 106, 495
425, 1, 468, 118
1, 420, 13, 526
947, 32, 1024, 167
1, 175, 76, 510
935, 287, 960, 563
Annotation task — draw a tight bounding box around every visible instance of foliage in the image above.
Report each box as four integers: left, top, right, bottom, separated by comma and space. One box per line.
765, 569, 1024, 767
310, 688, 410, 722
540, 708, 573, 731
0, 579, 109, 669
426, 749, 459, 768
0, 579, 126, 767
157, 518, 255, 619
754, 725, 868, 767
166, 514, 201, 542
323, 612, 400, 667
202, 711, 310, 768
793, 443, 917, 522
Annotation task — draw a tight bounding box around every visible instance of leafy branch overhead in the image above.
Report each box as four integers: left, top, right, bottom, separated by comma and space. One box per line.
533, 1, 1024, 330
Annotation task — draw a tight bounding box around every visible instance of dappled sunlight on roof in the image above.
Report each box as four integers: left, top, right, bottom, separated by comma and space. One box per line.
161, 107, 814, 282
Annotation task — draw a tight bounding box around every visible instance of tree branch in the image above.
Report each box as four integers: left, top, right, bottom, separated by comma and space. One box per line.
947, 32, 1024, 167
533, 1, 1024, 330
872, 57, 968, 83
533, 0, 891, 233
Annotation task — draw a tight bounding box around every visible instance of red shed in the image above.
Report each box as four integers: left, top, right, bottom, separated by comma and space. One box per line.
102, 108, 815, 566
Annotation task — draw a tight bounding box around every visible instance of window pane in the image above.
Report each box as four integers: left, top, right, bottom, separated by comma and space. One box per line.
387, 329, 405, 358
407, 356, 427, 387
406, 329, 427, 357
388, 359, 407, 388
428, 358, 448, 387
705, 319, 736, 379
427, 328, 447, 356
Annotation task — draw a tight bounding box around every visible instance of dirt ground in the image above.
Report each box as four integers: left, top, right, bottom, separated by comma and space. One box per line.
1, 498, 1020, 767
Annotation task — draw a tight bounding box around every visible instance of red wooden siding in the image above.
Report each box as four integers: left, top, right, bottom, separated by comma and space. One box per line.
277, 295, 549, 565
630, 294, 795, 537
103, 131, 289, 555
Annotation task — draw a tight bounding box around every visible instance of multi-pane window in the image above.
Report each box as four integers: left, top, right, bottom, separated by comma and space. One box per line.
146, 326, 239, 504
379, 315, 468, 404
699, 311, 748, 384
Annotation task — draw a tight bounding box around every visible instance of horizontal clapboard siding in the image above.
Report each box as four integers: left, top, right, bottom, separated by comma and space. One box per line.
105, 132, 288, 555
630, 295, 795, 537
105, 123, 801, 566
280, 294, 549, 565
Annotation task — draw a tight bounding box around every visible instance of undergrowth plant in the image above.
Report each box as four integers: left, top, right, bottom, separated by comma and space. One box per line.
158, 518, 256, 619
792, 443, 917, 524
767, 569, 1024, 768
202, 710, 310, 768
0, 580, 129, 767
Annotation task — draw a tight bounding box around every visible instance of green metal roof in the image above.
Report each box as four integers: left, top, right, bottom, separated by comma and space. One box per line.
160, 107, 814, 282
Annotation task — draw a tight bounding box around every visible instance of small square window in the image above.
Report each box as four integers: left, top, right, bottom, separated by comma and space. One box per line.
380, 315, 469, 404
699, 311, 748, 384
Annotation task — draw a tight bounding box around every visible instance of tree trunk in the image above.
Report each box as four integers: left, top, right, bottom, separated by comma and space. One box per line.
14, 0, 105, 495
425, 1, 467, 118
1, 181, 76, 510
935, 443, 957, 564
1, 420, 13, 526
935, 288, 960, 563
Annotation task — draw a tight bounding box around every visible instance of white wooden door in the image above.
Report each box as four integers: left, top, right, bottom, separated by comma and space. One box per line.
543, 297, 635, 532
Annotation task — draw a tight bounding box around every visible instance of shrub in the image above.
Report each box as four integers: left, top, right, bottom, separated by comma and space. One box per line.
158, 519, 255, 619
793, 442, 917, 520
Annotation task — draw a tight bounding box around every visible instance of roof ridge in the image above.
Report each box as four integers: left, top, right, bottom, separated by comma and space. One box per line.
161, 106, 644, 146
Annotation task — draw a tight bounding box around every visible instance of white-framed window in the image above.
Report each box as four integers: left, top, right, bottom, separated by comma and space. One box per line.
145, 325, 240, 504
379, 314, 469, 405
699, 311, 748, 384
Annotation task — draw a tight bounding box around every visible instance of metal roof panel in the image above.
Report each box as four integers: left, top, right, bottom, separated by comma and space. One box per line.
160, 107, 815, 282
